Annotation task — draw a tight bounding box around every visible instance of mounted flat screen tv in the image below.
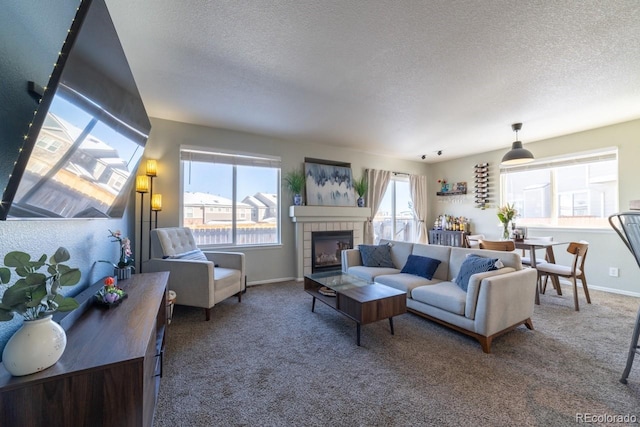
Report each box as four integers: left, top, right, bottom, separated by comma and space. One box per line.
0, 0, 150, 219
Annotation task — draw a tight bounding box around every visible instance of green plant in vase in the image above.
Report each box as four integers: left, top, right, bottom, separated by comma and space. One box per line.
283, 169, 306, 206
497, 203, 518, 240
0, 247, 80, 321
353, 175, 368, 207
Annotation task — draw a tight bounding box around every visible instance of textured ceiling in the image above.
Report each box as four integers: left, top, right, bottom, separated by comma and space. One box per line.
105, 0, 640, 162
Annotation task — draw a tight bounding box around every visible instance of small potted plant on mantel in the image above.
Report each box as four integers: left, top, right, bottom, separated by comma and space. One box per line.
0, 247, 81, 376
283, 169, 306, 206
352, 175, 368, 207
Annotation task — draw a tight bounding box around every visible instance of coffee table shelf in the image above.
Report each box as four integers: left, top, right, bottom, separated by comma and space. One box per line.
304, 271, 406, 346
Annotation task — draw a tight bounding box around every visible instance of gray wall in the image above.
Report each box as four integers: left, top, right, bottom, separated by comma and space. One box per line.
427, 119, 640, 296
141, 117, 429, 284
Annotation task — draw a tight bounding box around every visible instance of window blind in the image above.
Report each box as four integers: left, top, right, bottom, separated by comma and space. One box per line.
180, 146, 281, 168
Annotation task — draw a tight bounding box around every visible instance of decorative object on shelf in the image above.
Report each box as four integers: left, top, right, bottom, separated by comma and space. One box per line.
0, 247, 81, 376
474, 163, 490, 209
501, 123, 534, 166
305, 160, 355, 206
95, 276, 128, 308
283, 168, 306, 206
433, 214, 469, 232
100, 229, 135, 280
352, 175, 368, 207
436, 181, 467, 196
497, 203, 518, 240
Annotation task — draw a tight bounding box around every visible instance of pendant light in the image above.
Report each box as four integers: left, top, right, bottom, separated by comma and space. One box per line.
501, 123, 534, 166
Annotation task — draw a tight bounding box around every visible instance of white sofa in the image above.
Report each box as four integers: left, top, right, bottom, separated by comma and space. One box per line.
341, 239, 537, 353
146, 227, 245, 321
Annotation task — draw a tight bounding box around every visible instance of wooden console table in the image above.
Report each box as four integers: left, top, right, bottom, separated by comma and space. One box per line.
428, 230, 469, 247
0, 271, 169, 427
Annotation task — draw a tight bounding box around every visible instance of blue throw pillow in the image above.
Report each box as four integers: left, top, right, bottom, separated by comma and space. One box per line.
401, 255, 441, 279
359, 244, 394, 268
455, 254, 499, 291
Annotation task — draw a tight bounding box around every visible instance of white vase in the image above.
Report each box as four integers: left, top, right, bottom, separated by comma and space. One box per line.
2, 315, 67, 376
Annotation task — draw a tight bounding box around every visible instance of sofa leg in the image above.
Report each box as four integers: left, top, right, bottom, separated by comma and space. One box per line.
478, 336, 492, 354
237, 291, 242, 303
524, 318, 534, 330
205, 308, 211, 321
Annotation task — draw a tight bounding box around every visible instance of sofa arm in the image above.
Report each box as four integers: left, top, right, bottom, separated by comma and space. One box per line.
341, 249, 362, 273
145, 258, 215, 308
472, 268, 537, 336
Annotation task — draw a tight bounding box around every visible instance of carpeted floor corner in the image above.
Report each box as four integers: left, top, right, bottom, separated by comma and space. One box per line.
153, 281, 640, 426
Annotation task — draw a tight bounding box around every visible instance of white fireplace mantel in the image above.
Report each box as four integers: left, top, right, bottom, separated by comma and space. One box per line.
289, 206, 371, 222
289, 205, 371, 279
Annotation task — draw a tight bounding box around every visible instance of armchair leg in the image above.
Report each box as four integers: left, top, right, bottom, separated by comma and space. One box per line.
205, 308, 211, 321
237, 291, 242, 303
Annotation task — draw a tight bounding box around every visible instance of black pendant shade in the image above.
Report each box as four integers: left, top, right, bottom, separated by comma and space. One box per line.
501, 123, 534, 166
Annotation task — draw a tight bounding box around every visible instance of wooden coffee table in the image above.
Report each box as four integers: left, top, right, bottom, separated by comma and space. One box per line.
304, 271, 406, 346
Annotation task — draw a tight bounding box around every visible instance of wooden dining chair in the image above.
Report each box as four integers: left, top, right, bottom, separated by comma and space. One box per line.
464, 234, 485, 249
478, 239, 516, 251
521, 236, 553, 267
535, 241, 590, 311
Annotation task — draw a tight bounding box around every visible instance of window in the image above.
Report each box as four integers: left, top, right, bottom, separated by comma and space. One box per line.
181, 147, 281, 247
500, 148, 618, 228
372, 175, 417, 243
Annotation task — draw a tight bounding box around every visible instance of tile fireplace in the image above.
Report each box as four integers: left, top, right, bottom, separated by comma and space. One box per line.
289, 206, 371, 279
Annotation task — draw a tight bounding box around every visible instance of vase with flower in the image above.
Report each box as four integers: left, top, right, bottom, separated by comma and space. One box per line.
497, 203, 518, 240
100, 229, 135, 280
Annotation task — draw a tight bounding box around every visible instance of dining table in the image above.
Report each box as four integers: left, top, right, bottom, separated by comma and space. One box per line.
512, 239, 567, 305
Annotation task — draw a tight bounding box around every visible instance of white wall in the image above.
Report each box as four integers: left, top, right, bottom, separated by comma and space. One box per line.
142, 117, 429, 284
0, 207, 136, 352
427, 119, 640, 295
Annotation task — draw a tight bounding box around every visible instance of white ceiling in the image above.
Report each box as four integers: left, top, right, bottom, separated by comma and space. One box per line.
106, 0, 640, 163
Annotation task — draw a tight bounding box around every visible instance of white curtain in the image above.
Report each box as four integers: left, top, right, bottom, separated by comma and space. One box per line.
364, 169, 391, 244
409, 174, 428, 243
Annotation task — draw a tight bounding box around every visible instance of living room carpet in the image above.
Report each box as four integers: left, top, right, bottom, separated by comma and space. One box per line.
154, 281, 640, 426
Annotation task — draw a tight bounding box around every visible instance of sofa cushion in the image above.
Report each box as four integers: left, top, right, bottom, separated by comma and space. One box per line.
375, 273, 441, 294
359, 244, 394, 268
400, 254, 441, 279
455, 254, 499, 291
164, 249, 208, 261
380, 239, 414, 271
347, 266, 400, 282
411, 281, 467, 316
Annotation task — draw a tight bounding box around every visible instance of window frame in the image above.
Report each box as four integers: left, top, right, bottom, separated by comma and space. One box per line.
373, 174, 417, 243
180, 146, 282, 248
499, 147, 618, 230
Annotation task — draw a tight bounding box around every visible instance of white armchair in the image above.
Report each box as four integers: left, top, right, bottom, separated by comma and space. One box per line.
146, 227, 245, 321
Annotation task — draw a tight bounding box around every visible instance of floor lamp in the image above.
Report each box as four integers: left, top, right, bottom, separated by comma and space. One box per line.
146, 159, 158, 260
151, 194, 162, 229
136, 175, 150, 274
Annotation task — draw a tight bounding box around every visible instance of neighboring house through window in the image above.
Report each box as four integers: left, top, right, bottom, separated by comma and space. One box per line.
373, 174, 417, 243
500, 148, 618, 228
180, 146, 281, 247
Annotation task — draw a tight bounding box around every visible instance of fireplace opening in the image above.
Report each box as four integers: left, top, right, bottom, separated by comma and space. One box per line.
311, 230, 354, 273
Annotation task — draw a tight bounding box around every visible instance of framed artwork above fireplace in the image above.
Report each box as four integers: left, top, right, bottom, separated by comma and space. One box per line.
304, 159, 355, 207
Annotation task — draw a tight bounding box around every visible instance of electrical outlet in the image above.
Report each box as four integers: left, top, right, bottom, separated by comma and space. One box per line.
609, 267, 619, 277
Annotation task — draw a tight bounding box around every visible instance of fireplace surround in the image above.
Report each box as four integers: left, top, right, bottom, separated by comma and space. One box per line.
289, 206, 371, 279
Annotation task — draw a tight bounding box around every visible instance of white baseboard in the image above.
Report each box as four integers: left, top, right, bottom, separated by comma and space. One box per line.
247, 277, 297, 286
552, 278, 640, 298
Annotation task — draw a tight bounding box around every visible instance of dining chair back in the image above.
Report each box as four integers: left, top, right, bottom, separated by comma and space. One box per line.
465, 234, 485, 249
478, 239, 516, 251
535, 241, 590, 311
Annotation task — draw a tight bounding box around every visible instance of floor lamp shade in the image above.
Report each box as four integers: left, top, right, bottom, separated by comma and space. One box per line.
146, 159, 158, 177
136, 175, 150, 193
151, 194, 162, 211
